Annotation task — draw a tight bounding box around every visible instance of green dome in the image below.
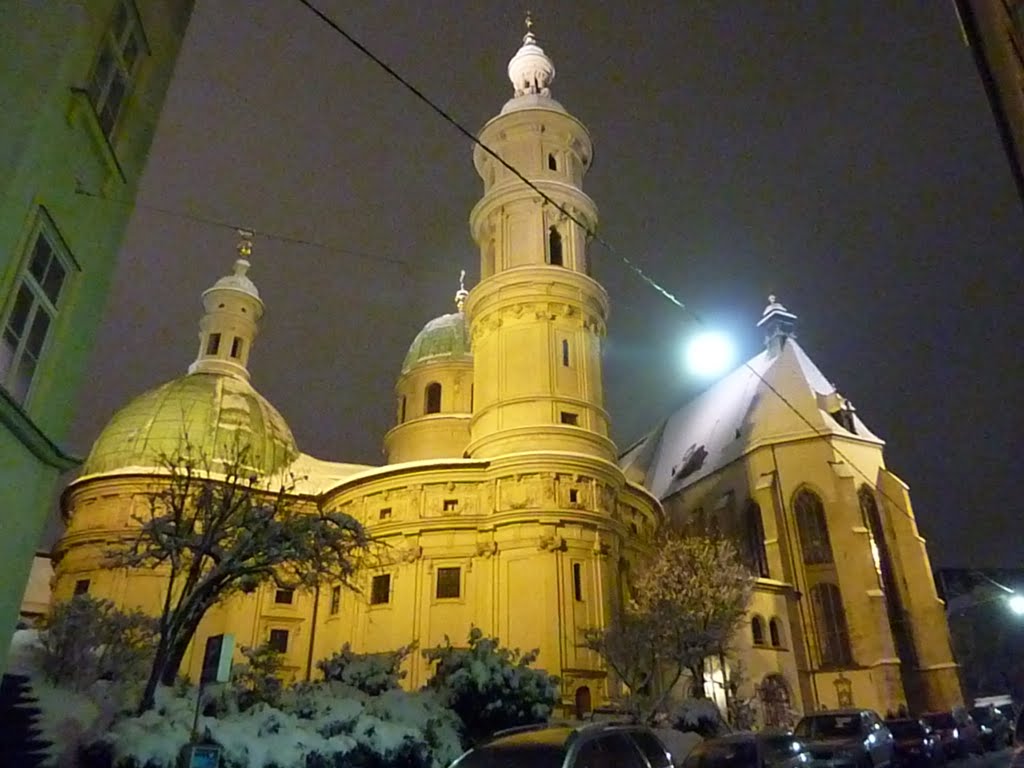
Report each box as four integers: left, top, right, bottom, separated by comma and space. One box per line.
82, 373, 299, 476
402, 312, 472, 374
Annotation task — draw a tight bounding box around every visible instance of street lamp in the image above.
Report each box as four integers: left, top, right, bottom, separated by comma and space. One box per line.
685, 331, 736, 378
1008, 594, 1024, 616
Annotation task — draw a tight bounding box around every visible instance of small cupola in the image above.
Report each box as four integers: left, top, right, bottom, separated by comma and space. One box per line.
188, 230, 265, 380
757, 294, 798, 357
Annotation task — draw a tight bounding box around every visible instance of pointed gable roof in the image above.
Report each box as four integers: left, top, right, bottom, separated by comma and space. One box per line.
620, 339, 881, 500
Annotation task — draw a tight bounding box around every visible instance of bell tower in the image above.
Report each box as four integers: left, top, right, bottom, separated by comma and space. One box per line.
465, 17, 613, 460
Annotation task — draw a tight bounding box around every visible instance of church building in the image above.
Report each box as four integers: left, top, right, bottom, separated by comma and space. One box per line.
51, 22, 960, 721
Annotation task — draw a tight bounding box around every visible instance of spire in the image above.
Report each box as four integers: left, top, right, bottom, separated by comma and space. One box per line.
188, 230, 265, 380
756, 294, 798, 357
507, 11, 555, 98
454, 269, 469, 312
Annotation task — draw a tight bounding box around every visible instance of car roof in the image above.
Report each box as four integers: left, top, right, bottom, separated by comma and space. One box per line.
802, 709, 869, 717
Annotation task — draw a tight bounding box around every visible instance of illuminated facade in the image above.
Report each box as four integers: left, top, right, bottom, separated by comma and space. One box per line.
0, 0, 194, 672
52, 22, 960, 718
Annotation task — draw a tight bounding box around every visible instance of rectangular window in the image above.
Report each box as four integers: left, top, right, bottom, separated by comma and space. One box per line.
436, 567, 461, 599
560, 411, 579, 426
88, 1, 147, 140
562, 338, 570, 367
274, 588, 294, 605
230, 336, 243, 359
1, 211, 72, 404
370, 574, 391, 605
268, 628, 289, 654
205, 333, 221, 355
569, 489, 579, 504
573, 563, 583, 601
443, 499, 458, 512
73, 579, 90, 596
379, 507, 392, 520
329, 585, 341, 615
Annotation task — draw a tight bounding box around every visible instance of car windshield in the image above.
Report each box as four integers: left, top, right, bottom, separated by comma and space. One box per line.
970, 708, 994, 724
759, 734, 804, 759
922, 713, 956, 730
886, 721, 925, 738
454, 742, 566, 768
795, 715, 862, 739
684, 740, 759, 768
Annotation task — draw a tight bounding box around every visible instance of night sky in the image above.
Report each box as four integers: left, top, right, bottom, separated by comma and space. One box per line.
68, 2, 1023, 568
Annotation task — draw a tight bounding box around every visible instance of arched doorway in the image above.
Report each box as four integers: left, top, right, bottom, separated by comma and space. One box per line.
758, 674, 792, 729
575, 686, 592, 719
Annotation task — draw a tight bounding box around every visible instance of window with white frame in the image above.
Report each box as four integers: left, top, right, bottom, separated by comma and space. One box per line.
88, 0, 146, 140
1, 212, 73, 404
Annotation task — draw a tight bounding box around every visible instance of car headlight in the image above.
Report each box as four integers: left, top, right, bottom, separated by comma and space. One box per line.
953, 728, 959, 739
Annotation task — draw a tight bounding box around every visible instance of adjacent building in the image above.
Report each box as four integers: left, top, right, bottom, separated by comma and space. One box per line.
51, 21, 961, 720
0, 1, 194, 671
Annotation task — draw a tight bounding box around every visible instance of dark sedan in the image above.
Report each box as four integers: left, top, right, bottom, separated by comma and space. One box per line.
884, 719, 943, 768
920, 712, 982, 759
970, 705, 1012, 749
683, 732, 809, 768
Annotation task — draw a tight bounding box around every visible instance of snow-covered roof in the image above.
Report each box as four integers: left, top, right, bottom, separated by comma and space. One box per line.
620, 339, 881, 501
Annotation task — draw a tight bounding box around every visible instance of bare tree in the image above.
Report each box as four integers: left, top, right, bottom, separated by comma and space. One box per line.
107, 442, 369, 713
583, 533, 753, 723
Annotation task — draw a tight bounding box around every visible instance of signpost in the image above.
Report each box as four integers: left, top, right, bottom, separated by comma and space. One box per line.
184, 633, 234, 768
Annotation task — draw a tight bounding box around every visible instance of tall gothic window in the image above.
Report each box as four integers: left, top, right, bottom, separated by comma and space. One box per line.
424, 382, 441, 414
548, 226, 563, 266
794, 489, 833, 565
751, 615, 766, 646
811, 582, 853, 667
743, 500, 770, 578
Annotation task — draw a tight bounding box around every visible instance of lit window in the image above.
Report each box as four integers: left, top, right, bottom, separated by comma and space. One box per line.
752, 616, 766, 646
436, 567, 461, 599
794, 490, 833, 565
268, 628, 289, 654
87, 1, 147, 140
1, 211, 72, 404
370, 574, 391, 605
548, 226, 563, 266
573, 562, 583, 601
425, 382, 442, 414
274, 588, 294, 605
329, 585, 341, 615
73, 579, 90, 596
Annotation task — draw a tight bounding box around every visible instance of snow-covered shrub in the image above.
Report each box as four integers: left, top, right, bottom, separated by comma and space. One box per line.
423, 627, 559, 744
232, 642, 285, 709
317, 642, 412, 695
671, 698, 728, 737
38, 596, 157, 691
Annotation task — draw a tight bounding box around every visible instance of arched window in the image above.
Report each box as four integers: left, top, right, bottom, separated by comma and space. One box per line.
751, 615, 766, 646
810, 582, 853, 667
794, 489, 833, 565
743, 500, 770, 578
758, 674, 792, 729
424, 382, 441, 414
769, 617, 783, 648
548, 226, 563, 266
548, 153, 558, 171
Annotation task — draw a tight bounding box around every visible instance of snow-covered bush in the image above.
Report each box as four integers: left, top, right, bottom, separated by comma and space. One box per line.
232, 642, 285, 709
38, 595, 157, 691
317, 642, 412, 696
423, 627, 559, 744
671, 698, 728, 737
84, 680, 463, 768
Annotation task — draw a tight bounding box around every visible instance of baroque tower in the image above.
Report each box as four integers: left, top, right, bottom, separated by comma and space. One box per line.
465, 18, 610, 461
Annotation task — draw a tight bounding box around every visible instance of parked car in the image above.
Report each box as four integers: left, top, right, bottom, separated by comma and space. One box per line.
794, 709, 894, 768
920, 711, 982, 758
884, 718, 943, 768
449, 722, 674, 768
682, 731, 809, 768
970, 704, 1012, 749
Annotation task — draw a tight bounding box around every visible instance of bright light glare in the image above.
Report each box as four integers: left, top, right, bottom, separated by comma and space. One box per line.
1008, 594, 1024, 616
685, 332, 736, 378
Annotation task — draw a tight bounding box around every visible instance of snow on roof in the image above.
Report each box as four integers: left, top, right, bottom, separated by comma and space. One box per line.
620, 339, 881, 500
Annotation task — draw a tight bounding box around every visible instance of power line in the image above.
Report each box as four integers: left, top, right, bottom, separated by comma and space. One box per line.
294, 0, 925, 526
